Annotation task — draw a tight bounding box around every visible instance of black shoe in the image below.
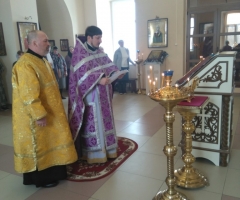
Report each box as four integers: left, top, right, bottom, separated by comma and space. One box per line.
61, 96, 66, 99
42, 181, 59, 188
1, 105, 9, 111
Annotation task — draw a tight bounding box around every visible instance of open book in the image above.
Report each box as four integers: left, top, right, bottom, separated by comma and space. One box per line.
109, 70, 128, 83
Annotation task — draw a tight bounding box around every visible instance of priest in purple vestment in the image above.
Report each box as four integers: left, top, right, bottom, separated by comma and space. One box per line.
68, 26, 124, 164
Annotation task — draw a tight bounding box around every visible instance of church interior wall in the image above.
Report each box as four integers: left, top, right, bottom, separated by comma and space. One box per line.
0, 0, 39, 104
0, 0, 239, 105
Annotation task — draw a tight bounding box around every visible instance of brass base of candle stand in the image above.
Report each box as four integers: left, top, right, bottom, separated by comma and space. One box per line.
174, 167, 209, 189
153, 190, 188, 200
137, 89, 142, 94
174, 104, 209, 189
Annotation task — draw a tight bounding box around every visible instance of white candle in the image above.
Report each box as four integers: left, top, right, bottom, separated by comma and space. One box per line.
155, 77, 158, 88
161, 73, 164, 87
175, 84, 178, 92
149, 79, 152, 91
187, 78, 190, 87
153, 81, 155, 91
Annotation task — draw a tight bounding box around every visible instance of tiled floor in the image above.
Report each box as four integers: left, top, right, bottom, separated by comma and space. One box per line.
0, 93, 240, 200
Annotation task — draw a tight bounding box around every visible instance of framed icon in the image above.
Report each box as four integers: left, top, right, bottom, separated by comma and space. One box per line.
0, 22, 7, 56
17, 22, 38, 51
60, 39, 69, 51
148, 18, 168, 48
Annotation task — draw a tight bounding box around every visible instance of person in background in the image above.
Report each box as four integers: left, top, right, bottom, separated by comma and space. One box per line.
46, 47, 60, 82
0, 59, 9, 111
113, 40, 135, 94
68, 26, 124, 164
221, 41, 232, 52
12, 50, 24, 67
51, 46, 67, 99
65, 46, 74, 90
12, 30, 77, 188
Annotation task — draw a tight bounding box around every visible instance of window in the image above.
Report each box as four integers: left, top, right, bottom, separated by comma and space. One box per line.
226, 13, 240, 47
190, 15, 194, 51
111, 0, 136, 61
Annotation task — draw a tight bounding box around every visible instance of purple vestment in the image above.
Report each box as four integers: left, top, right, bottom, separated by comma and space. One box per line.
68, 39, 118, 157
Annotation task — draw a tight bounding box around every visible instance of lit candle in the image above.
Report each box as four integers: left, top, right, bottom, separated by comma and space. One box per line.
148, 79, 151, 92
148, 75, 150, 79
187, 78, 190, 87
150, 66, 153, 80
175, 84, 178, 92
161, 73, 164, 87
155, 77, 158, 88
153, 81, 155, 91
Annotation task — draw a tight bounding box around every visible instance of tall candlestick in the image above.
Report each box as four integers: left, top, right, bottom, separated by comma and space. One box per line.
153, 81, 155, 91
148, 79, 151, 92
155, 77, 158, 89
151, 66, 154, 81
161, 73, 164, 87
149, 79, 152, 91
175, 84, 178, 92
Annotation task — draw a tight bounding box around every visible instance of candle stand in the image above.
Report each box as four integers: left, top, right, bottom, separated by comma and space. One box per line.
149, 72, 199, 200
135, 59, 143, 94
174, 96, 209, 188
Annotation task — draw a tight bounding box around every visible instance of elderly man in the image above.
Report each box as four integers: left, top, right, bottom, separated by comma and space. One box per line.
12, 30, 77, 188
68, 26, 125, 164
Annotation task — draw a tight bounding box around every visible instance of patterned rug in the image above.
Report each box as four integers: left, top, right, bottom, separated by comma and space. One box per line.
67, 137, 138, 182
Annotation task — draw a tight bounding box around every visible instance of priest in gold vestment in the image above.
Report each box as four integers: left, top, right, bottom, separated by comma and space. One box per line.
12, 30, 77, 188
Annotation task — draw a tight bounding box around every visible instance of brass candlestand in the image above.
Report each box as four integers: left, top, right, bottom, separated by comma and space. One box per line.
174, 97, 209, 188
135, 59, 143, 94
149, 75, 199, 200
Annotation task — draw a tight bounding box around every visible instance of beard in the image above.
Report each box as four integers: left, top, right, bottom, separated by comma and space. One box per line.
91, 42, 100, 49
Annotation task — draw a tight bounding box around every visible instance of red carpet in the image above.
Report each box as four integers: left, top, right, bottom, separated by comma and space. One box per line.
67, 137, 138, 182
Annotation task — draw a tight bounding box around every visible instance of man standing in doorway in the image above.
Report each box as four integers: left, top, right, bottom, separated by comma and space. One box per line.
113, 40, 135, 94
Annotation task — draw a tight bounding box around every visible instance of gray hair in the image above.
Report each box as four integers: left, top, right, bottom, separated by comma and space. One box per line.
27, 30, 41, 44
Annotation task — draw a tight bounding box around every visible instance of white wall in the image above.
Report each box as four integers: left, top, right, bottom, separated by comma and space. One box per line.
64, 0, 86, 40
83, 0, 97, 26
136, 0, 186, 85
0, 0, 39, 104
36, 0, 74, 56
